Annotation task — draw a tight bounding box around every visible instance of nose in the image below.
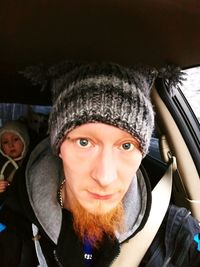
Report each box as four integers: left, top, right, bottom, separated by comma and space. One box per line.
91, 147, 118, 187
8, 142, 14, 148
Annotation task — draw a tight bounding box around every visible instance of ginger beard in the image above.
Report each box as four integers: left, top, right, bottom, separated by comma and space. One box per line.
70, 198, 125, 248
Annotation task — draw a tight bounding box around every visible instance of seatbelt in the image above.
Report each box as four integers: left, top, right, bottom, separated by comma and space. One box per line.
110, 156, 176, 267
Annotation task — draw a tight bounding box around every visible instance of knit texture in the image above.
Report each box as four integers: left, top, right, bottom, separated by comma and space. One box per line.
48, 62, 157, 156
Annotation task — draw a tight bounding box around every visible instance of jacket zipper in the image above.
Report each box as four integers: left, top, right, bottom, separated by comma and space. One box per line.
53, 250, 64, 267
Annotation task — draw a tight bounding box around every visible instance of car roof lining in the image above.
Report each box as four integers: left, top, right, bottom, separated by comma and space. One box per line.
1, 0, 200, 104
1, 1, 200, 70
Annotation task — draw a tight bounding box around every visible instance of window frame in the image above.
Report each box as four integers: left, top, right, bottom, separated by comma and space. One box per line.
155, 78, 200, 175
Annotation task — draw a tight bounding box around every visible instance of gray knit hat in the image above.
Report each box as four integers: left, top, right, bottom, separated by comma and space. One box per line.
48, 62, 157, 156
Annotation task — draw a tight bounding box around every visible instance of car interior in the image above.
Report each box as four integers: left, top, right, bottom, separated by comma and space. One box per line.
0, 0, 200, 262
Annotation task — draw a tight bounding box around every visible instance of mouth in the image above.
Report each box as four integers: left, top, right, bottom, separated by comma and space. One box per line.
88, 191, 116, 200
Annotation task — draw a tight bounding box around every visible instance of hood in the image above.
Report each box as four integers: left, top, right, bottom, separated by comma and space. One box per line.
0, 120, 30, 161
26, 137, 152, 244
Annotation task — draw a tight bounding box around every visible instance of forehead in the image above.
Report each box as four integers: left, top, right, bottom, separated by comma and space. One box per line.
1, 131, 20, 140
67, 122, 136, 140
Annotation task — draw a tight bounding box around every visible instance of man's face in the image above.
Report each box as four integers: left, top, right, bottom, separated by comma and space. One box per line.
59, 123, 142, 215
1, 132, 24, 159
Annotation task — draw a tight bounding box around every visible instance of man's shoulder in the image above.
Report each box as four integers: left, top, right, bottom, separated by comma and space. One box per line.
141, 204, 200, 266
166, 204, 200, 234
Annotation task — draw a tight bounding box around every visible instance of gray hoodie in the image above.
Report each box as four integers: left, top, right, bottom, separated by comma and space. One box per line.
26, 137, 151, 246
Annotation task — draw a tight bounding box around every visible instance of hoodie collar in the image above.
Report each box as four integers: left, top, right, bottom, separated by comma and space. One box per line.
26, 137, 151, 244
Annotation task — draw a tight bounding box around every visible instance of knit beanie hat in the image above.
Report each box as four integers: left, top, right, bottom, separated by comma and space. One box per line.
0, 120, 30, 160
48, 62, 157, 156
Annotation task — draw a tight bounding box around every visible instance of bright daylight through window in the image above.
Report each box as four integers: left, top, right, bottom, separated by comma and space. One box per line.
180, 67, 200, 122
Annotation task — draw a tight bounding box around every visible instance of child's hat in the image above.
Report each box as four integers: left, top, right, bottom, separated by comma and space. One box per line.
0, 120, 30, 160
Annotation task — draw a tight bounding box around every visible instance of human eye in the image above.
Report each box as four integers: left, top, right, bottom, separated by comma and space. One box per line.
2, 140, 8, 145
120, 142, 135, 151
76, 138, 91, 148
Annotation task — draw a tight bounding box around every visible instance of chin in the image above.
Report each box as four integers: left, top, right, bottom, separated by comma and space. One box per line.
83, 202, 118, 215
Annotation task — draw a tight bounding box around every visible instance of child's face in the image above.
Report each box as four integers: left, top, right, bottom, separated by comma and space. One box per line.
1, 132, 24, 159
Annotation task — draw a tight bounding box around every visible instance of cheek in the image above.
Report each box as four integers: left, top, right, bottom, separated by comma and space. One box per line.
119, 152, 142, 175
2, 145, 9, 153
60, 150, 92, 196
60, 144, 95, 176
18, 143, 24, 151
118, 153, 142, 188
61, 152, 93, 177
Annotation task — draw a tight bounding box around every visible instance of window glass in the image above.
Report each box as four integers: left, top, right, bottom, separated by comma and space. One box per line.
179, 67, 200, 122
0, 103, 51, 127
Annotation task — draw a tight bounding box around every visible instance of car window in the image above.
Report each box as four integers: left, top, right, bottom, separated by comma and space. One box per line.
155, 67, 200, 175
0, 103, 51, 127
179, 66, 200, 123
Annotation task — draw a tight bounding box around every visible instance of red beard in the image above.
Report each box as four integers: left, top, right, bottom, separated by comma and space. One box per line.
71, 199, 124, 248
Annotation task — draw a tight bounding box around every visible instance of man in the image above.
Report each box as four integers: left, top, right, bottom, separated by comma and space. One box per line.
0, 62, 199, 266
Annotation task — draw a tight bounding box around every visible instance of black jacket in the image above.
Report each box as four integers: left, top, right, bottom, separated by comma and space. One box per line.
0, 139, 199, 267
0, 188, 200, 267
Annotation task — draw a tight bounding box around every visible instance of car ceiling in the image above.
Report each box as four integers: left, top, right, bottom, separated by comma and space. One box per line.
1, 0, 200, 105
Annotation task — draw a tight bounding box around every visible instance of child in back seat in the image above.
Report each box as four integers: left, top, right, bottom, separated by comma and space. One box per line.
0, 120, 30, 203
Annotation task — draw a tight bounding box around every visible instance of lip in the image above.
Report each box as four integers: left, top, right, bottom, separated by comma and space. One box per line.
88, 191, 114, 200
